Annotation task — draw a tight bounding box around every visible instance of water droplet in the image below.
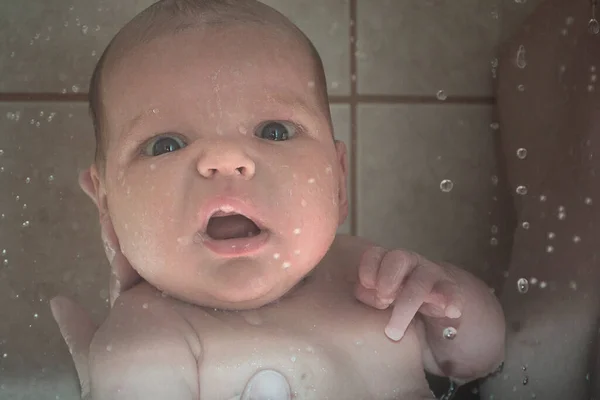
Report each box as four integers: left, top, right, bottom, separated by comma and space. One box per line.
540, 195, 547, 202
0, 149, 4, 156
1, 249, 6, 256
308, 178, 316, 184
293, 228, 301, 235
589, 19, 600, 35
436, 90, 447, 101
91, 50, 97, 57
490, 122, 500, 130
290, 355, 297, 362
547, 232, 555, 240
440, 179, 454, 192
3, 259, 8, 266
591, 74, 597, 83
443, 327, 457, 339
2, 353, 7, 359
546, 245, 554, 253
491, 58, 499, 68
530, 277, 538, 285
22, 204, 27, 210
539, 281, 547, 288
569, 281, 578, 290
22, 221, 30, 228
71, 85, 79, 93
282, 262, 292, 269
588, 84, 595, 92
33, 313, 38, 319
516, 185, 528, 195
516, 148, 528, 159
558, 211, 567, 220
517, 84, 526, 92
491, 225, 498, 234
273, 253, 280, 260
491, 175, 499, 185
566, 16, 575, 25
517, 278, 529, 293
48, 175, 54, 182
573, 235, 581, 243
25, 177, 30, 184
106, 345, 112, 352
522, 221, 530, 229
523, 376, 529, 385
561, 28, 568, 36
490, 237, 498, 246
585, 197, 593, 205
95, 25, 101, 31
142, 303, 148, 309
516, 45, 527, 68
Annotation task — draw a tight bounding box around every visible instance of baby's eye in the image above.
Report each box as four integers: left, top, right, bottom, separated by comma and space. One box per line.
143, 135, 187, 157
256, 121, 296, 141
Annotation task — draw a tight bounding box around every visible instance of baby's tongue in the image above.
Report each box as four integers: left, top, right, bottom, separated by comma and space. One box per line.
206, 214, 260, 240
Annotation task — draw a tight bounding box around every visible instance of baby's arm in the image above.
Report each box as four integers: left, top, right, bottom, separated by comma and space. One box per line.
417, 262, 505, 383
89, 292, 201, 400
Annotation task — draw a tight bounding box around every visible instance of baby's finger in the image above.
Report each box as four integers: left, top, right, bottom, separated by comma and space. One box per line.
385, 264, 438, 341
354, 283, 392, 309
358, 246, 388, 290
375, 250, 419, 302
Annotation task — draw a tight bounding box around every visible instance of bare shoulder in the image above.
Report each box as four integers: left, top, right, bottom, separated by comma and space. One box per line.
89, 282, 201, 400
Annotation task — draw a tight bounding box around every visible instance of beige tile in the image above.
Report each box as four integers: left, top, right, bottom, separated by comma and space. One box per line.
356, 0, 500, 97
260, 0, 351, 95
356, 104, 508, 281
0, 0, 350, 95
0, 103, 105, 397
330, 104, 352, 234
0, 0, 156, 93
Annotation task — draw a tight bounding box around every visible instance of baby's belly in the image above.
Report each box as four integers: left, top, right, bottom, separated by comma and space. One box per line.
176, 297, 436, 399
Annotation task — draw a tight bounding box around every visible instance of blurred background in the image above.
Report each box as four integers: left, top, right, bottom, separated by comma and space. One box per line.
0, 0, 546, 399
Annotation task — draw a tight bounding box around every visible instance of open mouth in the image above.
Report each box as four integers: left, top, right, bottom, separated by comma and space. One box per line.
206, 212, 262, 240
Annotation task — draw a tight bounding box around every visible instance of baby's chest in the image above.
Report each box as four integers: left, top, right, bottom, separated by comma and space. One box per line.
180, 289, 433, 399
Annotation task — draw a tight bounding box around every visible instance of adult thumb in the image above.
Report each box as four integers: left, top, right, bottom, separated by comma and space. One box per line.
240, 369, 291, 400
50, 296, 97, 399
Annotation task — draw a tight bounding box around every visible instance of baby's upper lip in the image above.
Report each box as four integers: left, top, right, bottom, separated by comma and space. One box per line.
198, 195, 267, 233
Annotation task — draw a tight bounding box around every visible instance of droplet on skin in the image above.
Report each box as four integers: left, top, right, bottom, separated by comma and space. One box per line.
308, 178, 316, 184
293, 228, 301, 235
517, 278, 529, 294
301, 199, 307, 207
443, 327, 457, 339
149, 164, 156, 171
440, 179, 454, 192
142, 303, 148, 309
307, 81, 315, 88
282, 262, 291, 269
294, 249, 301, 256
106, 345, 113, 352
273, 253, 280, 260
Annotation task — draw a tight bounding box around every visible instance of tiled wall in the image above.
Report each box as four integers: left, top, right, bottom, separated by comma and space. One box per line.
0, 1, 540, 399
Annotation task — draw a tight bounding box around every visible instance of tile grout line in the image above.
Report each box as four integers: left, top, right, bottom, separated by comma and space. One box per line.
0, 93, 494, 104
349, 0, 358, 236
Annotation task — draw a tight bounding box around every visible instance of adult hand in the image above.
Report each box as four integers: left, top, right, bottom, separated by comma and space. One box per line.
50, 168, 141, 398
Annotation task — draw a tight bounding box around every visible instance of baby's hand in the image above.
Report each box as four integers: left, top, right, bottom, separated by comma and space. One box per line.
354, 247, 463, 341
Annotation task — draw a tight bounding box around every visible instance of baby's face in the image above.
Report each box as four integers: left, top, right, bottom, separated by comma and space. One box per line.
98, 24, 348, 309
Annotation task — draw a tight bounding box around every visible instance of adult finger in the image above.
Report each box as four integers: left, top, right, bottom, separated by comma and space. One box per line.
357, 246, 388, 290
375, 250, 419, 303
240, 369, 291, 400
50, 296, 97, 399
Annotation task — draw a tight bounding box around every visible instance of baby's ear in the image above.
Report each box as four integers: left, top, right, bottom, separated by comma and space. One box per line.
334, 140, 349, 224
78, 165, 108, 215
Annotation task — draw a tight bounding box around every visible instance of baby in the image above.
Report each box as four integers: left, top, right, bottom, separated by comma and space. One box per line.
54, 0, 505, 398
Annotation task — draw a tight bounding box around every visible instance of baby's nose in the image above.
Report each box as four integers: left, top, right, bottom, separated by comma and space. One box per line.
197, 146, 256, 179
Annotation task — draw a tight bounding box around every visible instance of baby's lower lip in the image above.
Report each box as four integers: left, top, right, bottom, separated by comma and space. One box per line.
195, 230, 270, 257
